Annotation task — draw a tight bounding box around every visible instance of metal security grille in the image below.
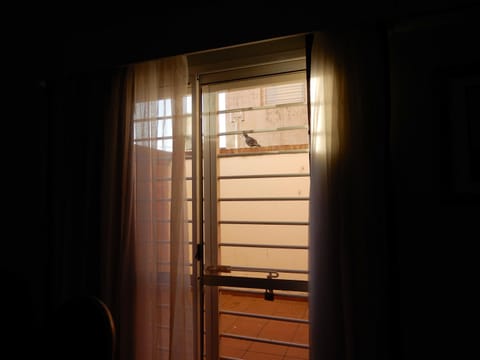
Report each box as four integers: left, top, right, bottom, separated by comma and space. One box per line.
200, 71, 310, 359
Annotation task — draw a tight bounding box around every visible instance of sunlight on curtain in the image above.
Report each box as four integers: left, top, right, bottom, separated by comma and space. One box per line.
309, 30, 390, 360
132, 55, 193, 360
309, 37, 341, 162
308, 31, 347, 360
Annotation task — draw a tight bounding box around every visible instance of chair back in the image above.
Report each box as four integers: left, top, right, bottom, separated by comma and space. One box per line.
51, 295, 115, 360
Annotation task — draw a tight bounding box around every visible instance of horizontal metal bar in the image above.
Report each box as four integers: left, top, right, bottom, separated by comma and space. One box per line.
219, 243, 307, 250
156, 261, 193, 268
152, 218, 193, 223
218, 125, 308, 136
155, 173, 310, 182
218, 173, 309, 180
133, 113, 191, 123
134, 136, 193, 143
134, 135, 174, 141
156, 173, 309, 181
220, 333, 309, 349
153, 196, 307, 202
218, 149, 309, 157
203, 275, 308, 291
205, 265, 233, 273
204, 102, 307, 117
220, 220, 308, 226
229, 266, 307, 275
154, 177, 194, 181
156, 240, 193, 244
219, 196, 309, 201
150, 198, 192, 202
219, 287, 308, 299
220, 310, 309, 324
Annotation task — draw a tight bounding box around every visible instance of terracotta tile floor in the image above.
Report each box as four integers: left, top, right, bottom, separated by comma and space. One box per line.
218, 290, 309, 360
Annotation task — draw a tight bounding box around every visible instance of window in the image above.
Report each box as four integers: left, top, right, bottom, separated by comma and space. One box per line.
133, 96, 192, 152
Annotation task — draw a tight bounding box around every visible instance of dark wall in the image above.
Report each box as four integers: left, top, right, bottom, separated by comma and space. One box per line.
389, 9, 480, 359
3, 26, 51, 358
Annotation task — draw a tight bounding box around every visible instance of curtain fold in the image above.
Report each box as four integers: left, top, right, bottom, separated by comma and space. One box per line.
101, 67, 136, 360
101, 55, 193, 360
308, 31, 390, 360
132, 56, 193, 360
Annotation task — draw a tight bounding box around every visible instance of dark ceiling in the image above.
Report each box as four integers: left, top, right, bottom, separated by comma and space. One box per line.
7, 1, 479, 79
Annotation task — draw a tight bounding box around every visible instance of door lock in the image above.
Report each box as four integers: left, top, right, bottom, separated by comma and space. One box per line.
264, 271, 278, 301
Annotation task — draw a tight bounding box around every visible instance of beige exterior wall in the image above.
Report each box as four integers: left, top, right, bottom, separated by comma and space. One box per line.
185, 150, 309, 282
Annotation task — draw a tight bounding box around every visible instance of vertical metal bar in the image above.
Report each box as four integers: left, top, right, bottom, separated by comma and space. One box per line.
191, 74, 204, 360
203, 84, 219, 360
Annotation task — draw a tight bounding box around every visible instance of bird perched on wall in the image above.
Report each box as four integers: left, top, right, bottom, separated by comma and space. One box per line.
242, 131, 261, 147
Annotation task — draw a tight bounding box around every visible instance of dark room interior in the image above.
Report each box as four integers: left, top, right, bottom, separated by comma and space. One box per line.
3, 2, 480, 359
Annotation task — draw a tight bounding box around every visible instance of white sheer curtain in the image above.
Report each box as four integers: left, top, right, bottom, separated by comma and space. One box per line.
308, 31, 390, 360
131, 55, 193, 360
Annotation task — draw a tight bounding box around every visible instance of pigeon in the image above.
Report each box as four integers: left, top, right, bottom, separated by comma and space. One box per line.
242, 131, 261, 147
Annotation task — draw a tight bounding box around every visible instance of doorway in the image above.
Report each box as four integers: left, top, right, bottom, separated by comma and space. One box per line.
188, 35, 310, 359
